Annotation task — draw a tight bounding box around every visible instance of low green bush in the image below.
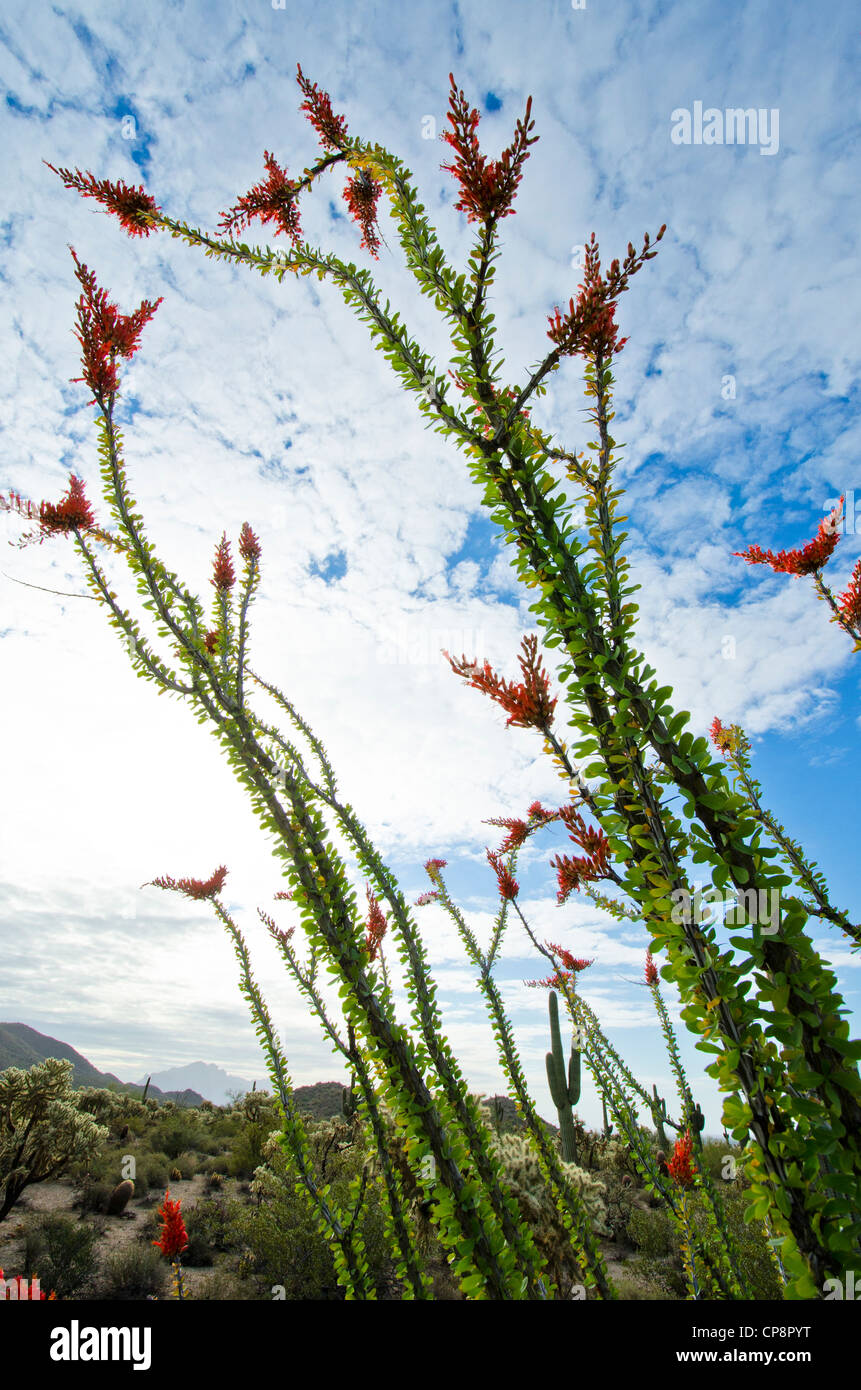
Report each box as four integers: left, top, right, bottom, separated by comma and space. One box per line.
97, 1245, 168, 1300
24, 1214, 99, 1298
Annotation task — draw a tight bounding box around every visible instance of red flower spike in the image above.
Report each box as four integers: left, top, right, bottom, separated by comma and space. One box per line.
486, 848, 519, 901
238, 522, 262, 563
667, 1130, 698, 1188
547, 226, 666, 361
440, 75, 538, 224
45, 163, 161, 236
343, 168, 384, 259
212, 534, 235, 591
483, 815, 530, 854
39, 474, 97, 537
149, 865, 228, 901
296, 65, 350, 151
838, 557, 861, 627
734, 498, 843, 577
69, 248, 162, 403
645, 951, 659, 985
444, 633, 557, 732
364, 887, 388, 962
204, 630, 219, 654
152, 1190, 189, 1259
218, 151, 302, 243
425, 857, 447, 877
545, 943, 594, 974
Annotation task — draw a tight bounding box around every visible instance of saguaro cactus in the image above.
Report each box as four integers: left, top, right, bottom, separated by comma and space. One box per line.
545, 991, 581, 1163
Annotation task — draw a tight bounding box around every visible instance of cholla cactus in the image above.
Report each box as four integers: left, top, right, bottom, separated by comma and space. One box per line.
0, 1059, 109, 1222
478, 1115, 608, 1297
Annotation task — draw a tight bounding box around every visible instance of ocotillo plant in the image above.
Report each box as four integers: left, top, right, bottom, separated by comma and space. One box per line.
15, 64, 861, 1295
544, 989, 582, 1164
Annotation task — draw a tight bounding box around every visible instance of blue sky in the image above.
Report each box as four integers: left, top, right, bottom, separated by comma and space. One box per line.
0, 0, 858, 1134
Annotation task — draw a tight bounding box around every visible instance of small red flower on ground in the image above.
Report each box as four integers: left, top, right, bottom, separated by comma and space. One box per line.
152, 1190, 188, 1259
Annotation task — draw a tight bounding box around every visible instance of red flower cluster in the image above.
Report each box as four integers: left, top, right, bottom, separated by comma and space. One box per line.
152, 1190, 189, 1259
486, 848, 519, 900
212, 534, 236, 591
645, 951, 659, 985
482, 801, 558, 855
667, 1129, 698, 1188
734, 498, 843, 577
343, 168, 384, 258
0, 1267, 55, 1299
547, 227, 666, 361
444, 633, 557, 732
238, 522, 262, 564
526, 945, 594, 990
45, 163, 162, 236
149, 865, 228, 901
40, 474, 97, 535
550, 805, 611, 905
837, 556, 861, 627
218, 150, 302, 243
364, 887, 388, 962
296, 63, 350, 152
440, 75, 538, 224
2, 475, 99, 545
69, 248, 162, 403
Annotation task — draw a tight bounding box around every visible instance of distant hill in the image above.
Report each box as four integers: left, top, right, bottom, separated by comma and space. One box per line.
138, 1061, 270, 1107
0, 1025, 554, 1131
0, 1024, 205, 1107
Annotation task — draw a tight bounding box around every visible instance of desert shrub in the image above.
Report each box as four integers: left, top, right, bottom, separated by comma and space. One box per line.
479, 1124, 608, 1297
194, 1265, 260, 1300
132, 1152, 171, 1195
183, 1196, 241, 1266
625, 1205, 684, 1298
0, 1059, 109, 1222
97, 1244, 168, 1300
150, 1116, 206, 1160
173, 1152, 199, 1180
74, 1176, 114, 1216
24, 1214, 99, 1298
227, 1122, 278, 1180
689, 1185, 783, 1300
200, 1154, 231, 1177
228, 1124, 391, 1299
